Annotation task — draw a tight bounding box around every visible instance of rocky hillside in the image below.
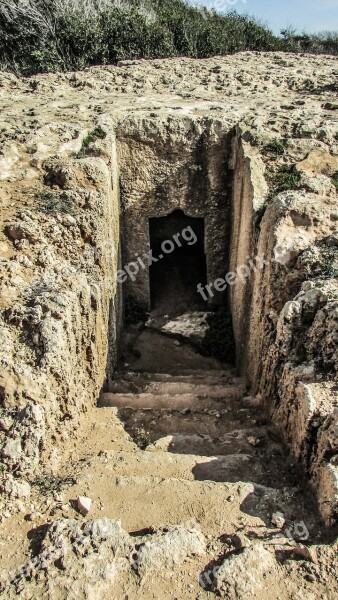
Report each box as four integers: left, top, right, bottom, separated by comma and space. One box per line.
0, 52, 337, 599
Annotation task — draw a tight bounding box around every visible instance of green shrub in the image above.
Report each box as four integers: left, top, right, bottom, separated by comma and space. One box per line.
0, 0, 277, 75
280, 27, 338, 55
30, 474, 76, 496
271, 164, 302, 195
263, 138, 286, 155
318, 245, 338, 278
259, 164, 302, 223
0, 2, 336, 76
75, 125, 107, 158
35, 190, 75, 214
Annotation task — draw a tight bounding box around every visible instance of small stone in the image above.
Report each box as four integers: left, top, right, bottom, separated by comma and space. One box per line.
272, 512, 285, 528
25, 513, 35, 521
213, 545, 276, 596
291, 544, 316, 562
34, 511, 43, 519
135, 526, 206, 575
0, 241, 9, 253
77, 496, 92, 516
0, 418, 13, 432
242, 395, 260, 407
18, 254, 32, 267
246, 436, 258, 447
16, 501, 25, 512
32, 334, 40, 345
2, 438, 22, 460
11, 479, 31, 499
64, 215, 77, 226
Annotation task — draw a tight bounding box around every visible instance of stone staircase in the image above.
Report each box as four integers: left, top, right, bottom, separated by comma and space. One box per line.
47, 337, 326, 599
58, 331, 322, 565
72, 351, 316, 538
97, 365, 296, 490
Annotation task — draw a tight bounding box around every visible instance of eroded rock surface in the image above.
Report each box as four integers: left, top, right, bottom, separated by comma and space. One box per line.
0, 52, 337, 598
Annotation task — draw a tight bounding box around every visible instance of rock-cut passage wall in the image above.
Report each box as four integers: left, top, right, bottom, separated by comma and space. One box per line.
116, 115, 233, 311
0, 114, 337, 525
229, 134, 338, 522
0, 124, 121, 504
117, 116, 338, 522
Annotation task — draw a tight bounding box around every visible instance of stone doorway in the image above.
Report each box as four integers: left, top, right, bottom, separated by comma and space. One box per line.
149, 209, 207, 316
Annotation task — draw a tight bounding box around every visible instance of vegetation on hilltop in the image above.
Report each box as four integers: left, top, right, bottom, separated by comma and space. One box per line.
0, 0, 337, 75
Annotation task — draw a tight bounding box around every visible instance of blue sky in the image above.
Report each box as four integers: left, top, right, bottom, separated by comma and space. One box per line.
187, 0, 338, 34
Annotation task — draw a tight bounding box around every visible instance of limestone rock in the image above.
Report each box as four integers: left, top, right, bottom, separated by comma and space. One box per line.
160, 312, 211, 345
77, 496, 92, 516
4, 518, 133, 598
272, 511, 286, 528
1, 439, 22, 460
296, 150, 338, 177
134, 526, 206, 576
213, 545, 278, 598
0, 474, 31, 499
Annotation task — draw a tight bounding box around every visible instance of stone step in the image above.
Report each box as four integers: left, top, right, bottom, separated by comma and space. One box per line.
106, 374, 242, 393
61, 473, 256, 536
120, 368, 236, 379
88, 449, 253, 483
61, 469, 311, 540
105, 379, 246, 397
119, 446, 270, 484
111, 407, 274, 454
146, 430, 267, 457
99, 389, 244, 411
62, 407, 319, 548
95, 444, 280, 488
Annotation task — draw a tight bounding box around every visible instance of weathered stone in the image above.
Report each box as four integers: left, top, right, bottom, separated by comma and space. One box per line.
0, 474, 31, 499
77, 496, 92, 516
160, 312, 211, 344
213, 545, 278, 598
272, 511, 286, 528
134, 526, 206, 576
2, 439, 22, 460
296, 150, 338, 177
